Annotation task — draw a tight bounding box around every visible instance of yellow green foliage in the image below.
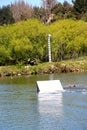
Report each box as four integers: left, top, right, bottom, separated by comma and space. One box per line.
0, 19, 87, 65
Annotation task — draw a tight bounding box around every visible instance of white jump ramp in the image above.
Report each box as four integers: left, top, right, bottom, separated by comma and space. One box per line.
37, 80, 64, 93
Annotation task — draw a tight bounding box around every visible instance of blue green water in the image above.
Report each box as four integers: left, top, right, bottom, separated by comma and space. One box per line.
0, 73, 87, 130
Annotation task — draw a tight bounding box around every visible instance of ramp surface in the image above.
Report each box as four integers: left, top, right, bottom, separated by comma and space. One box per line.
37, 80, 64, 93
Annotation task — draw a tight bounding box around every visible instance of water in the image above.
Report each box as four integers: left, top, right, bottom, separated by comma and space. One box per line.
0, 73, 87, 130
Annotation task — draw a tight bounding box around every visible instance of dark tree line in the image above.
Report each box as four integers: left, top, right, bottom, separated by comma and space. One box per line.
0, 5, 14, 25
72, 0, 87, 20
0, 0, 87, 25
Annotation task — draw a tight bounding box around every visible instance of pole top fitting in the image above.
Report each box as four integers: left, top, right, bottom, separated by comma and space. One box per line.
48, 34, 51, 37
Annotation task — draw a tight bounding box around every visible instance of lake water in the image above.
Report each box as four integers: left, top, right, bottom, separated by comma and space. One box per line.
0, 73, 87, 130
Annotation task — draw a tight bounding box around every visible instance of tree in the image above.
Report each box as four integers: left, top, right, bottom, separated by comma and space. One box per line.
10, 0, 33, 22
73, 0, 87, 17
52, 2, 73, 21
33, 7, 41, 19
63, 1, 73, 19
0, 5, 14, 25
42, 0, 57, 12
63, 0, 70, 7
81, 12, 87, 21
52, 3, 63, 15
51, 3, 63, 21
33, 7, 46, 23
41, 0, 57, 23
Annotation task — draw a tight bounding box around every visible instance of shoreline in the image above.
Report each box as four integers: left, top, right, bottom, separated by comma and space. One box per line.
0, 59, 87, 77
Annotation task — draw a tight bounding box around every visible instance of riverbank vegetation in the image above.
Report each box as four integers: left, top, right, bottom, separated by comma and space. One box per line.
0, 19, 87, 66
0, 56, 87, 77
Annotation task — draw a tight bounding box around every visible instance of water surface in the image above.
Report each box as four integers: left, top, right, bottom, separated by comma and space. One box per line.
0, 73, 87, 130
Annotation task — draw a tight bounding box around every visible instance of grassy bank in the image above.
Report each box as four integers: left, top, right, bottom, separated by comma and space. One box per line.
0, 57, 87, 77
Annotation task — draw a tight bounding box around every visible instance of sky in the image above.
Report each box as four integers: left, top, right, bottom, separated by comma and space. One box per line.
0, 0, 72, 7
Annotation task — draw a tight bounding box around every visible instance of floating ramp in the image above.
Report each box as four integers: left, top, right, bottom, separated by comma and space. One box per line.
37, 80, 64, 93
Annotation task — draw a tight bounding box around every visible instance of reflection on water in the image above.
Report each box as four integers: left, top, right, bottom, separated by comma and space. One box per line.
0, 73, 87, 129
38, 93, 63, 117
37, 93, 64, 129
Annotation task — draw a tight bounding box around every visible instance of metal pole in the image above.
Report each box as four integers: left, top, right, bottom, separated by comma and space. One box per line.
48, 34, 51, 62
